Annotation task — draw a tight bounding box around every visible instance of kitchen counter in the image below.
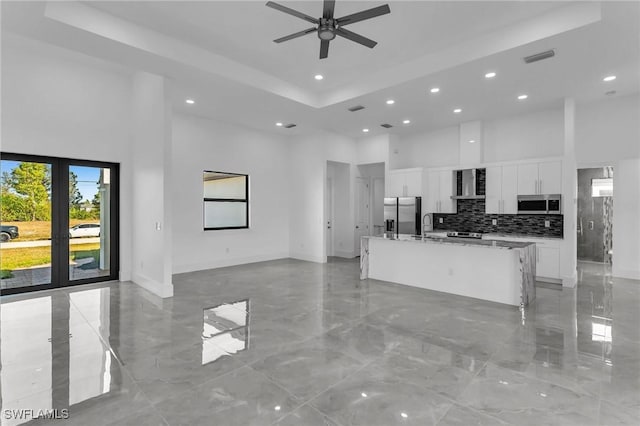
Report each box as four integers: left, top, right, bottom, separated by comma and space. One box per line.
483, 232, 563, 240
360, 234, 536, 308
372, 233, 534, 249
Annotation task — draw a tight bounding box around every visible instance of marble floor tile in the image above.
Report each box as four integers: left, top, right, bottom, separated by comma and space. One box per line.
436, 403, 508, 425
309, 368, 454, 426
2, 258, 639, 425
274, 404, 341, 426
250, 339, 365, 401
152, 366, 299, 426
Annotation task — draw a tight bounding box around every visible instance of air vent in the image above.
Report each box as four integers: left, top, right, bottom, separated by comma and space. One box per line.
380, 123, 393, 128
348, 105, 365, 112
523, 49, 555, 64
284, 123, 297, 129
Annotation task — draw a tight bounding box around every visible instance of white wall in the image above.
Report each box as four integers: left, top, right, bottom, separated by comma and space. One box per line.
391, 126, 459, 169
483, 109, 564, 163
1, 34, 134, 282
130, 72, 173, 297
171, 114, 290, 273
613, 159, 640, 279
576, 94, 640, 163
575, 94, 640, 280
290, 130, 357, 262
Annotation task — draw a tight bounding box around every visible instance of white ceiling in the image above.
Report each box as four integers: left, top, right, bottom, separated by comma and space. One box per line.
2, 1, 639, 139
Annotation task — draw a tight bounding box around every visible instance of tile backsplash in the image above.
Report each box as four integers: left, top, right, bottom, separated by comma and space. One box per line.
433, 199, 563, 238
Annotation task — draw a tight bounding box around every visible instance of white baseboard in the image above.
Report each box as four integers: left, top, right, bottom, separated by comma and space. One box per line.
132, 272, 174, 298
333, 249, 357, 259
289, 252, 325, 263
613, 268, 640, 281
562, 271, 577, 288
173, 252, 289, 274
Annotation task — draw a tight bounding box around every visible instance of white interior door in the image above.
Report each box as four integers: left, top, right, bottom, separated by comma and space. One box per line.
355, 177, 370, 252
326, 177, 334, 257
372, 177, 385, 235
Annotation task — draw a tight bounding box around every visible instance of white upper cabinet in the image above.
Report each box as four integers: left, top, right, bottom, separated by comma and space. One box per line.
386, 168, 423, 197
486, 165, 518, 214
425, 169, 455, 213
538, 161, 562, 194
517, 160, 562, 195
502, 165, 518, 214
485, 166, 502, 214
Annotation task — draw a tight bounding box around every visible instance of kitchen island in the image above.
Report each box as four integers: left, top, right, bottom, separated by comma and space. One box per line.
360, 234, 536, 308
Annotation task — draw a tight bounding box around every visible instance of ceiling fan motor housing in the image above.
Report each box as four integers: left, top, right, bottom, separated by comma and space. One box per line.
318, 18, 336, 40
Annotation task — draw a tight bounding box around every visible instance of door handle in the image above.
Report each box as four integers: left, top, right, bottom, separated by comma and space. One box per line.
540, 180, 543, 194
589, 220, 594, 230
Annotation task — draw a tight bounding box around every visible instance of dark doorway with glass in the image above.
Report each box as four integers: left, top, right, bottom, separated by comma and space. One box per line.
0, 153, 119, 295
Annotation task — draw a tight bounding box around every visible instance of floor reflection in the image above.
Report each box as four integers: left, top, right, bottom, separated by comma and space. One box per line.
202, 299, 250, 364
0, 288, 122, 426
0, 260, 637, 425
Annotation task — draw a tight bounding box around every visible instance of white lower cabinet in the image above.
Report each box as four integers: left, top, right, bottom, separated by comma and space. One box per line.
483, 235, 561, 282
537, 246, 560, 280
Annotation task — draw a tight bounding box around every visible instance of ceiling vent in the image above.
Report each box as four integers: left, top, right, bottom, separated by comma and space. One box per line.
380, 123, 393, 128
284, 123, 297, 129
348, 105, 365, 112
523, 49, 555, 64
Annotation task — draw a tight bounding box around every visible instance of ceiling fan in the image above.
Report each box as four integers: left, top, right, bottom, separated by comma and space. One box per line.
266, 0, 391, 59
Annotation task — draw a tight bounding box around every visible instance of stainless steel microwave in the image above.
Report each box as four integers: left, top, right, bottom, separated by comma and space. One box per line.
517, 194, 562, 215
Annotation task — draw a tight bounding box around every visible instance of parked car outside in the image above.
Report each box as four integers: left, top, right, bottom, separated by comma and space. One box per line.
69, 223, 100, 238
0, 225, 19, 242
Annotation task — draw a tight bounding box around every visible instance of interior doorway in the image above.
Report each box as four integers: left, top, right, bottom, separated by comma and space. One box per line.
577, 167, 613, 264
326, 161, 350, 258
326, 177, 334, 257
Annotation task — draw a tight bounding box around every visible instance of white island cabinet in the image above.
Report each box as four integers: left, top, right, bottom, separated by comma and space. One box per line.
360, 235, 536, 308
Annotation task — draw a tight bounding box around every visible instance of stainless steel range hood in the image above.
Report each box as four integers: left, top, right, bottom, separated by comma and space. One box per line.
451, 168, 485, 200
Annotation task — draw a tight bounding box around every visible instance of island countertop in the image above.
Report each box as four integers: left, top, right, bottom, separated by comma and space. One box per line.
364, 234, 535, 250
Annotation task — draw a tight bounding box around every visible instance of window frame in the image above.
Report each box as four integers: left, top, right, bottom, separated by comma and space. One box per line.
203, 170, 249, 231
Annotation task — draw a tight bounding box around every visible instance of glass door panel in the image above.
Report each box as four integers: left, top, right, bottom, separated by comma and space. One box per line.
68, 165, 111, 282
0, 159, 53, 290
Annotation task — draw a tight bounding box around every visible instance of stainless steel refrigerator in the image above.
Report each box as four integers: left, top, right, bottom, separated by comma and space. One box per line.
383, 197, 421, 235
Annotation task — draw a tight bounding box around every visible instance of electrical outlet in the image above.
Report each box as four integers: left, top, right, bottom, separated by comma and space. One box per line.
155, 221, 162, 231
439, 218, 443, 224
545, 220, 550, 228
492, 219, 497, 226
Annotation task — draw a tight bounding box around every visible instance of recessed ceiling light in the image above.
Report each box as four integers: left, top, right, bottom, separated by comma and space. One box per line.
430, 87, 440, 93
185, 99, 195, 104
517, 94, 528, 100
403, 119, 411, 124
485, 72, 496, 79
603, 75, 616, 82
275, 122, 283, 127
314, 74, 324, 80
362, 128, 369, 133
469, 140, 476, 144
453, 108, 462, 113
386, 99, 395, 105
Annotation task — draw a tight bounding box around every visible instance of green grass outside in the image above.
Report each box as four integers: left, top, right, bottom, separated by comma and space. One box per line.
0, 243, 101, 274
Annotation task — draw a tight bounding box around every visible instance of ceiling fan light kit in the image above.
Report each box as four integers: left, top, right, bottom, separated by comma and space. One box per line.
266, 0, 391, 59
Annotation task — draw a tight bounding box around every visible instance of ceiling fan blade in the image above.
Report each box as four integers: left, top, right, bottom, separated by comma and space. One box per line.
336, 4, 390, 26
323, 0, 336, 19
274, 27, 318, 43
266, 1, 319, 25
335, 27, 377, 48
320, 40, 330, 59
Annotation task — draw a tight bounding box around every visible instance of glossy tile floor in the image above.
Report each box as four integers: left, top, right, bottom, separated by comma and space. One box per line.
1, 259, 638, 425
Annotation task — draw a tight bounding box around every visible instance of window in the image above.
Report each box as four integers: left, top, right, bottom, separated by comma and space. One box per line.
591, 178, 613, 197
203, 171, 249, 230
